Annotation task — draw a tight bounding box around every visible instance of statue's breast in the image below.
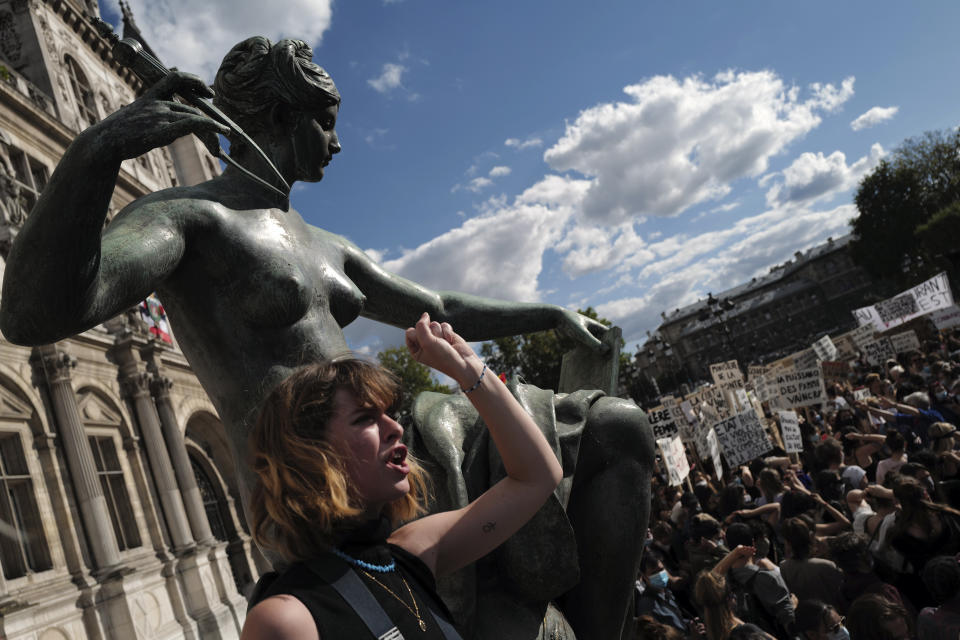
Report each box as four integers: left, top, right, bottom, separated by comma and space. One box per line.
208, 209, 364, 329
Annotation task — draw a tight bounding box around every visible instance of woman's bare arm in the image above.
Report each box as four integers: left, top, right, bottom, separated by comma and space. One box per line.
0, 73, 227, 344
388, 314, 563, 577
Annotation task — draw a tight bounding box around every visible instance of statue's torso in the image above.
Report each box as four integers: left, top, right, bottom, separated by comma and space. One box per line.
132, 185, 368, 457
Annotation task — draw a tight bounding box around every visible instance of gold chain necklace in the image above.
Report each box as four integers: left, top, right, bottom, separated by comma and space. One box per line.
359, 569, 427, 632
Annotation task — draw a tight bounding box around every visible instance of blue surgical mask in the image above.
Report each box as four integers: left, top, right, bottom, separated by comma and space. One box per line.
647, 569, 669, 590
827, 625, 850, 640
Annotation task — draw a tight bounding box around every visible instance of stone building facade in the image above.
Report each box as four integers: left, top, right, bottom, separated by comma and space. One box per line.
0, 1, 262, 637
640, 234, 897, 385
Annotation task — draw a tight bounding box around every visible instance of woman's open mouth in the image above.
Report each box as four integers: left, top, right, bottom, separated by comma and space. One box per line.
386, 445, 409, 474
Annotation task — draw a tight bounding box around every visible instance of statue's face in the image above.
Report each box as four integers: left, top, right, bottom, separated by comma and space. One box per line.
291, 103, 341, 182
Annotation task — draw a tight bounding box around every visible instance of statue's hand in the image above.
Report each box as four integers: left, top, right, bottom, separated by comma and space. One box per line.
556, 309, 610, 353
86, 71, 229, 163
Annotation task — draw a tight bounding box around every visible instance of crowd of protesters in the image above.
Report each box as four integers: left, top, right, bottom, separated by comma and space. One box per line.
636, 322, 960, 640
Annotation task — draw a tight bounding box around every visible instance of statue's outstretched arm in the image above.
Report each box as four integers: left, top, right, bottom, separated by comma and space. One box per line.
342, 241, 608, 351
0, 73, 228, 345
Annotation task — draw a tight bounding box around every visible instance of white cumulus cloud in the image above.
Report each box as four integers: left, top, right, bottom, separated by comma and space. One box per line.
489, 166, 511, 178
850, 106, 899, 131
764, 143, 885, 207
102, 0, 333, 82
544, 71, 856, 224
368, 63, 407, 93
505, 136, 544, 150
381, 176, 588, 302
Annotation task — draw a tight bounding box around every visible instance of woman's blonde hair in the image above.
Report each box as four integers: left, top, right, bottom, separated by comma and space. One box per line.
694, 570, 735, 640
248, 358, 429, 561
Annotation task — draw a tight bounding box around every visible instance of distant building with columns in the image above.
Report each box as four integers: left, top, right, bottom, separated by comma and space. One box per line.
0, 1, 261, 637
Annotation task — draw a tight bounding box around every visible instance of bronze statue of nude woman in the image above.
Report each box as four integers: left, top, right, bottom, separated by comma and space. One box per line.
0, 36, 654, 639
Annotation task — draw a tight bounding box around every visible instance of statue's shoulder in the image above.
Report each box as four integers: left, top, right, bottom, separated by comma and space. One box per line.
112, 184, 230, 230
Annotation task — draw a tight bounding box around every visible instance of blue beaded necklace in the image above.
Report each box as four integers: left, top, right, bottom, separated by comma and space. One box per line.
331, 547, 396, 573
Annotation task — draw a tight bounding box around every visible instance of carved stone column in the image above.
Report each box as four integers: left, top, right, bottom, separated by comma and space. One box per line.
150, 373, 215, 545
119, 370, 195, 553
30, 345, 121, 571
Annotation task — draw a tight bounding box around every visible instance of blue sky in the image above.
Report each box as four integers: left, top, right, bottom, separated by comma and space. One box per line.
102, 0, 960, 354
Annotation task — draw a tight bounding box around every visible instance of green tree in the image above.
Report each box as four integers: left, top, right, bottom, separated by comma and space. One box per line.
851, 129, 960, 287
479, 307, 623, 392
376, 347, 450, 422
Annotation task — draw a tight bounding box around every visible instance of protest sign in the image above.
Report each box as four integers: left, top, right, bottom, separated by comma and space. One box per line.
832, 333, 859, 361
747, 365, 767, 382
852, 387, 871, 401
662, 396, 693, 442
710, 360, 744, 390
932, 305, 960, 330
812, 335, 838, 362
706, 428, 723, 481
849, 323, 878, 350
680, 400, 697, 424
853, 272, 954, 330
734, 388, 750, 412
773, 366, 827, 408
793, 349, 819, 371
753, 374, 772, 402
699, 398, 721, 429
820, 360, 850, 385
657, 435, 690, 487
713, 409, 773, 468
862, 337, 896, 366
648, 405, 678, 439
889, 330, 921, 354
778, 410, 803, 453
747, 390, 765, 420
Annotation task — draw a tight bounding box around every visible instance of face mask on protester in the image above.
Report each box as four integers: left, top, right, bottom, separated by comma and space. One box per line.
647, 569, 669, 590
827, 625, 851, 640
936, 390, 949, 402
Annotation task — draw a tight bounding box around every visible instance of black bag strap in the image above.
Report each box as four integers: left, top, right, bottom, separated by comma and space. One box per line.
308, 553, 462, 640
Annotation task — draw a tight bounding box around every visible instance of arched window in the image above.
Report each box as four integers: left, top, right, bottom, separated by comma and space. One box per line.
64, 55, 97, 127
190, 455, 228, 542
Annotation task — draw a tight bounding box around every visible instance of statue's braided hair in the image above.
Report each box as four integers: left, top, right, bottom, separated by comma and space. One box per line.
213, 36, 340, 142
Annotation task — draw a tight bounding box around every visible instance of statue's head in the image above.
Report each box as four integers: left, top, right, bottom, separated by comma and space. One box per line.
213, 37, 340, 147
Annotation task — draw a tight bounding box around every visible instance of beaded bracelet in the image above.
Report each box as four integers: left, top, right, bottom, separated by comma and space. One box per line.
461, 363, 487, 393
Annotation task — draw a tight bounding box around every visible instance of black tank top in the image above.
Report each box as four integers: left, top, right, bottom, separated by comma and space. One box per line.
250, 529, 458, 639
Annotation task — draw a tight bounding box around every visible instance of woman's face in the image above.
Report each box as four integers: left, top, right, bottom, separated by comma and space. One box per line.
325, 387, 409, 513
292, 103, 341, 182
809, 608, 844, 640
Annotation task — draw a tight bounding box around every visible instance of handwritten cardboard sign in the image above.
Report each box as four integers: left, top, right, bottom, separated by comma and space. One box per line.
714, 409, 773, 468
706, 428, 723, 481
648, 405, 679, 439
932, 305, 960, 330
710, 360, 744, 390
820, 360, 850, 385
862, 337, 896, 366
662, 395, 693, 442
657, 435, 690, 487
852, 387, 871, 401
747, 365, 767, 382
849, 323, 878, 350
832, 333, 859, 361
889, 330, 921, 354
853, 272, 954, 330
778, 410, 803, 453
773, 366, 827, 408
812, 335, 838, 362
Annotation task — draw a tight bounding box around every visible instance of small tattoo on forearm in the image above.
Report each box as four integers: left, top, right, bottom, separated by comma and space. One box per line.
482, 521, 496, 533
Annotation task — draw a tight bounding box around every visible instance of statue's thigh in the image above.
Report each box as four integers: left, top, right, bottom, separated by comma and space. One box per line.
574, 397, 656, 479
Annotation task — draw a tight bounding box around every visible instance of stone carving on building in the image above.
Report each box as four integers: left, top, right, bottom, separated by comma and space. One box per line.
0, 11, 23, 62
